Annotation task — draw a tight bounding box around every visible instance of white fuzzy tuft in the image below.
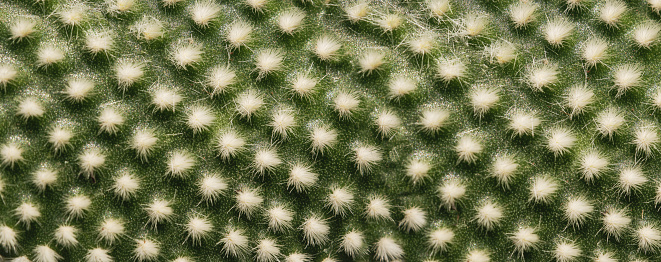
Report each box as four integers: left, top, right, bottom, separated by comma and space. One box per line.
166, 151, 195, 178
269, 109, 296, 138
407, 35, 434, 56
602, 208, 631, 240
266, 205, 293, 232
287, 164, 318, 192
564, 197, 594, 227
85, 248, 113, 262
235, 90, 264, 119
634, 22, 661, 48
399, 207, 427, 232
617, 166, 648, 196
486, 41, 517, 65
65, 78, 95, 103
234, 186, 263, 219
32, 167, 58, 192
334, 92, 360, 119
106, 0, 136, 13
508, 112, 540, 137
600, 0, 626, 27
527, 64, 558, 91
436, 58, 466, 82
65, 195, 91, 219
389, 76, 417, 99
285, 253, 310, 262
365, 195, 391, 221
358, 50, 385, 74
509, 2, 537, 29
197, 174, 227, 204
246, 0, 269, 11
85, 31, 115, 55
220, 228, 250, 258
144, 199, 173, 227
301, 216, 330, 246
98, 108, 124, 135
427, 0, 450, 18
290, 74, 317, 98
655, 183, 661, 206
582, 38, 608, 67
474, 201, 503, 230
437, 180, 466, 210
54, 225, 78, 247
595, 108, 625, 139
345, 2, 369, 23
131, 130, 158, 161
98, 218, 124, 245
172, 257, 193, 262
185, 216, 213, 245
134, 16, 164, 41
465, 249, 490, 262
10, 19, 36, 42
633, 125, 659, 157
375, 110, 401, 138
216, 130, 246, 160
650, 0, 661, 13
255, 49, 284, 79
58, 4, 86, 27
186, 106, 215, 133
78, 148, 105, 178
377, 13, 403, 32
509, 227, 540, 257
459, 13, 488, 37
636, 224, 661, 252
326, 186, 354, 216
190, 1, 220, 27
162, 0, 184, 7
543, 19, 574, 47
133, 239, 160, 262
37, 45, 64, 68
418, 109, 450, 134
374, 237, 404, 262
278, 9, 305, 34
529, 176, 558, 204
1, 143, 23, 168
314, 36, 341, 61
171, 42, 203, 69
553, 241, 581, 262
205, 65, 235, 96
564, 85, 594, 118
546, 128, 576, 156
405, 160, 431, 185
455, 136, 482, 164
352, 145, 381, 174
252, 148, 282, 175
0, 65, 18, 89
578, 151, 609, 182
340, 230, 366, 258
17, 97, 45, 120
254, 238, 282, 262
490, 156, 518, 188
309, 125, 338, 154
115, 61, 144, 89
428, 228, 453, 254
33, 245, 62, 262
470, 87, 499, 117
613, 64, 642, 96
226, 21, 253, 49
151, 87, 182, 112
0, 225, 18, 253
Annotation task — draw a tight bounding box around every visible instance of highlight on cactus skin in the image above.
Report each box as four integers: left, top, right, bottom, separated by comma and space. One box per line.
4, 0, 661, 261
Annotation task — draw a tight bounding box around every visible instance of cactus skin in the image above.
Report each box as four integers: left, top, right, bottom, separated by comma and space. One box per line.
2, 0, 661, 261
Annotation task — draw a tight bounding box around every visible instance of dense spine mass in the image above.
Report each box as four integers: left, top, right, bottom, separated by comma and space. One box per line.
3, 0, 661, 261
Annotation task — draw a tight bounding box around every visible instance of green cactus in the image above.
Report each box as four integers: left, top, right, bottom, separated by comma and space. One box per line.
3, 0, 661, 261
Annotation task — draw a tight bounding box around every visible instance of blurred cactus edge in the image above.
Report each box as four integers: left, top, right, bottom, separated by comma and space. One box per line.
6, 0, 661, 261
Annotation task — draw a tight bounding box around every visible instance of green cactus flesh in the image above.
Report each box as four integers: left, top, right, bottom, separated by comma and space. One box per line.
3, 0, 661, 261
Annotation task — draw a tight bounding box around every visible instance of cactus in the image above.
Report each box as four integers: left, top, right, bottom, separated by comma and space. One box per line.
3, 0, 661, 261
